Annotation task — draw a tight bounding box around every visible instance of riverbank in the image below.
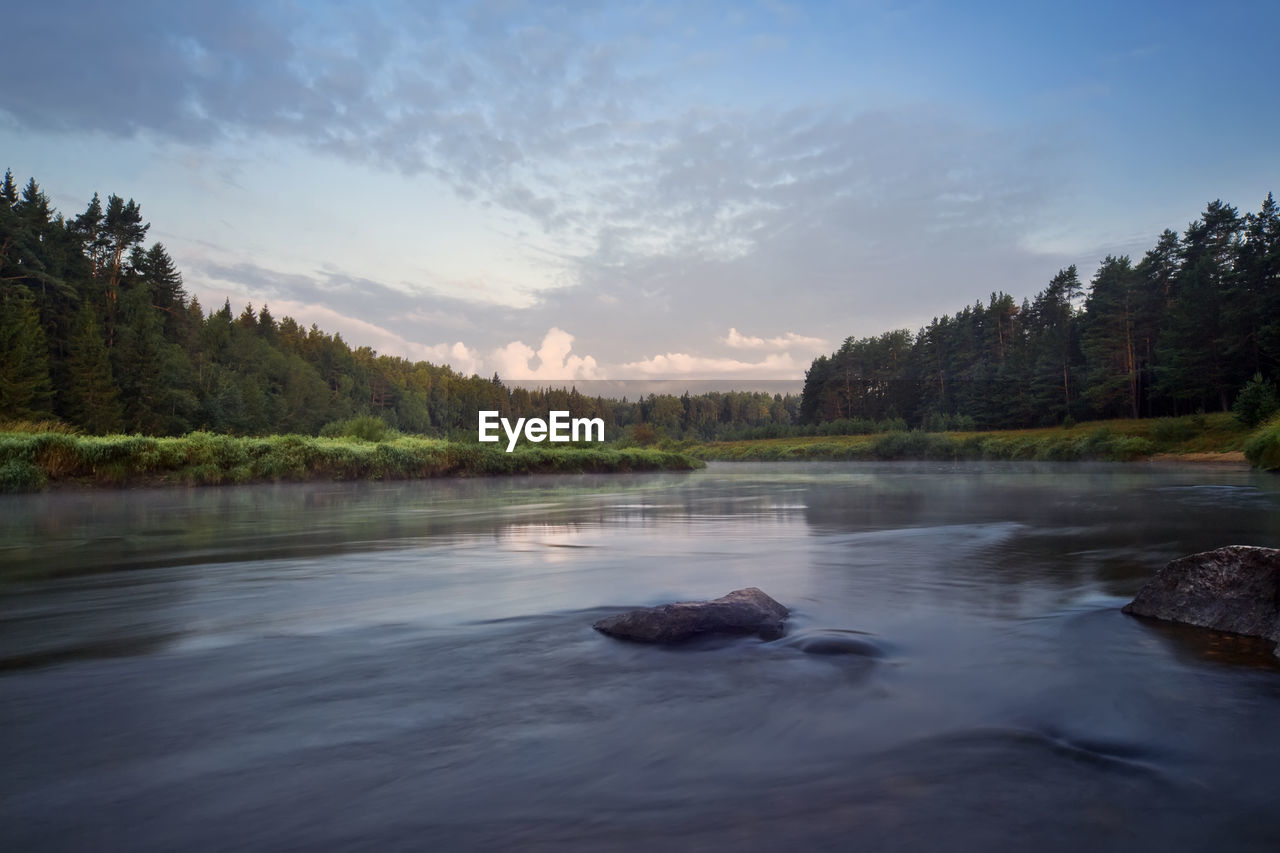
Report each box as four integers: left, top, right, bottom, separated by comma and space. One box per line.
0, 431, 704, 493
3, 413, 1274, 493
679, 412, 1273, 468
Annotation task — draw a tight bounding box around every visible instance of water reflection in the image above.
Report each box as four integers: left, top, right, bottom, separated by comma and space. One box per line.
2, 462, 1279, 850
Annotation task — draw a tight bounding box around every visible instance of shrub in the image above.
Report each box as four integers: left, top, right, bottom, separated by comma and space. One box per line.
320, 415, 393, 443
0, 459, 46, 492
1244, 416, 1280, 471
1151, 417, 1196, 444
1233, 373, 1280, 427
1110, 436, 1155, 461
1080, 427, 1114, 456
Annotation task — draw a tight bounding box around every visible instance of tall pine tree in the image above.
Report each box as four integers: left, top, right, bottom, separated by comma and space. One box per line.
0, 287, 53, 419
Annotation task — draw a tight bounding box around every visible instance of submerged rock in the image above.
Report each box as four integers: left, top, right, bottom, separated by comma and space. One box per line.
1122, 546, 1280, 657
593, 587, 789, 643
776, 629, 886, 658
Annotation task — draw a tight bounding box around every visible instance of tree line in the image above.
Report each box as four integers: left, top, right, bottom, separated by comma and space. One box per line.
0, 171, 796, 440
801, 195, 1279, 428
5, 172, 1273, 440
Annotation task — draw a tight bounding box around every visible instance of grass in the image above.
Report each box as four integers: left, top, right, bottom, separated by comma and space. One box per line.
2, 412, 1270, 494
0, 430, 704, 493
681, 412, 1260, 465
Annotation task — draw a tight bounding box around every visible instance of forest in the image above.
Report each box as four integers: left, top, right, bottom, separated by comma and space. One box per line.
800, 195, 1279, 429
0, 170, 795, 441
1, 170, 1276, 441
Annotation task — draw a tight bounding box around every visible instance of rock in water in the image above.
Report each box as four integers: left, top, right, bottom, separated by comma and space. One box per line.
593, 587, 789, 643
1122, 546, 1280, 656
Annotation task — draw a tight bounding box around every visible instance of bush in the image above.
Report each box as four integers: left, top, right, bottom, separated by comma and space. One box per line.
1244, 416, 1280, 471
320, 415, 393, 442
871, 430, 958, 460
1110, 436, 1155, 461
1151, 417, 1196, 444
1233, 373, 1280, 427
0, 459, 46, 492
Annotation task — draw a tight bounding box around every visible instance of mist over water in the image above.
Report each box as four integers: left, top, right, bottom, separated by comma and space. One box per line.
3, 462, 1280, 850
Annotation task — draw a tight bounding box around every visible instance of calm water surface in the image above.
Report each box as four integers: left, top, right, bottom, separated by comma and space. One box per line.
2, 461, 1280, 851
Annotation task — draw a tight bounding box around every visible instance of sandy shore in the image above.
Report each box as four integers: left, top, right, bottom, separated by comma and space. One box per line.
1146, 451, 1249, 467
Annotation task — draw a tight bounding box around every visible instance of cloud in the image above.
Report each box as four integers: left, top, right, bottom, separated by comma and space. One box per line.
1, 1, 1096, 380
722, 328, 826, 351
614, 351, 807, 379
491, 328, 599, 380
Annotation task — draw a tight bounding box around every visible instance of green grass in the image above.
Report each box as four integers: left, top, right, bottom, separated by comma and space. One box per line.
0, 431, 703, 493
3, 412, 1269, 494
682, 412, 1260, 466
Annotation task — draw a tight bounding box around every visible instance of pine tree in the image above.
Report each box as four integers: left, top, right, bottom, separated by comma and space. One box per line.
0, 169, 17, 205
1156, 201, 1242, 411
1232, 193, 1280, 379
65, 306, 124, 433
112, 284, 167, 433
1132, 229, 1180, 416
1027, 266, 1083, 422
73, 193, 109, 276
100, 195, 149, 342
0, 287, 53, 419
1081, 256, 1141, 418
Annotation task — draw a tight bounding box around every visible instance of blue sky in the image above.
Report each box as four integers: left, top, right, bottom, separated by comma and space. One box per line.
3, 0, 1276, 380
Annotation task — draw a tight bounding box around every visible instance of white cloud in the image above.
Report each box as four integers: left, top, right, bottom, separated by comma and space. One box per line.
614, 350, 806, 379
491, 327, 599, 380
721, 327, 827, 351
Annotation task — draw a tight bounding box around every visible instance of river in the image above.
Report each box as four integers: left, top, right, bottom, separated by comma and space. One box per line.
3, 462, 1279, 851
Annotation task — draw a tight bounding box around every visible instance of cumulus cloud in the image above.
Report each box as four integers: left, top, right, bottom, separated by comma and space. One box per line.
491, 328, 599, 380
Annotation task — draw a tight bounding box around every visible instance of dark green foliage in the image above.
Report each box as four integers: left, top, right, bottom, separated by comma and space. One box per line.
64, 306, 124, 433
0, 430, 703, 492
1081, 256, 1141, 418
1232, 373, 1279, 427
691, 427, 1160, 464
802, 194, 1278, 434
0, 287, 53, 418
1243, 418, 1280, 471
1150, 417, 1197, 443
0, 458, 47, 492
320, 414, 393, 442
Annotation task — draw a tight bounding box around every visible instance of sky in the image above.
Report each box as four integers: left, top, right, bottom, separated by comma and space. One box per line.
3, 0, 1277, 382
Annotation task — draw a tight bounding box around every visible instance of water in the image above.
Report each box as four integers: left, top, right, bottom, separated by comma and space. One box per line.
2, 462, 1279, 851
